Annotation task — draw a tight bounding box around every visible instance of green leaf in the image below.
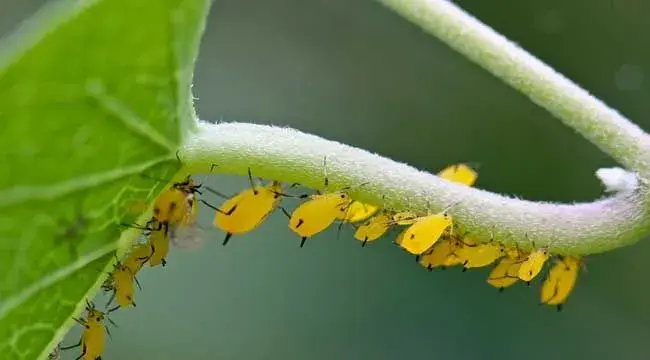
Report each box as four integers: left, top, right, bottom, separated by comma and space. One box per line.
0, 0, 210, 358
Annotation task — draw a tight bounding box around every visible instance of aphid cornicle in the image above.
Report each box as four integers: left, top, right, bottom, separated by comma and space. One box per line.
287, 156, 360, 247
540, 256, 581, 311
203, 168, 287, 245
61, 300, 114, 360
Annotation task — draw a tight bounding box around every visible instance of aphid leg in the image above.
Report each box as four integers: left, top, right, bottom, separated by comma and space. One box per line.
105, 292, 116, 308
335, 221, 344, 241
498, 287, 505, 293
162, 258, 167, 267
300, 237, 307, 248
106, 317, 118, 330
210, 163, 218, 172
107, 305, 121, 314
362, 238, 368, 247
556, 304, 564, 312
247, 168, 258, 194
322, 155, 329, 191
223, 233, 233, 246
279, 207, 292, 219
60, 339, 81, 350
74, 346, 86, 360
134, 277, 142, 291
199, 199, 231, 214
415, 255, 421, 262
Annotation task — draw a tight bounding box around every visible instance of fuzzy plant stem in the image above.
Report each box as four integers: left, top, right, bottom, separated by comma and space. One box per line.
181, 121, 650, 256
377, 0, 650, 177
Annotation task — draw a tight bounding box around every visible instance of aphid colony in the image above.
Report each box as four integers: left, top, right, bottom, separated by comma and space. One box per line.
59, 161, 582, 359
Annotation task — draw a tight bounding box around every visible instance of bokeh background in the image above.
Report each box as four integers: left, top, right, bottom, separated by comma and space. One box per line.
4, 0, 650, 359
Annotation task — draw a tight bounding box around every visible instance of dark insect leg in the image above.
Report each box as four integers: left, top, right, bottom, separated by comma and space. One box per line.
60, 339, 81, 350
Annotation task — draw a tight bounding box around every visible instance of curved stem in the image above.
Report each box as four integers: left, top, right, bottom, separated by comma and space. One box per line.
181, 121, 650, 255
377, 0, 650, 177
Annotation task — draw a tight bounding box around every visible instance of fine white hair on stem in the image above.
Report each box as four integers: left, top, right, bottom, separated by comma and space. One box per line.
180, 121, 650, 256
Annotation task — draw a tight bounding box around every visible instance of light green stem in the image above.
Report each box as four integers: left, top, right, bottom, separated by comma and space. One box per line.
378, 0, 650, 177
181, 121, 650, 255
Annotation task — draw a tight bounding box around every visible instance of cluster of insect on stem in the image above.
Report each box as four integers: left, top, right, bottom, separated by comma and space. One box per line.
53, 158, 584, 360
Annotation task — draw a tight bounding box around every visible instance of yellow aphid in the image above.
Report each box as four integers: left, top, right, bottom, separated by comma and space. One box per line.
61, 301, 111, 360
398, 210, 453, 255
354, 212, 392, 246
288, 191, 352, 247
437, 163, 478, 187
212, 179, 285, 245
540, 256, 581, 311
153, 176, 201, 226
458, 241, 505, 270
487, 257, 524, 291
108, 262, 137, 309
418, 238, 457, 270
147, 222, 170, 267
518, 248, 550, 283
392, 211, 419, 225
338, 201, 379, 223
123, 243, 154, 275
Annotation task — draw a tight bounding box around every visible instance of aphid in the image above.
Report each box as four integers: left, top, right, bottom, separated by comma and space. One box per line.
61, 300, 114, 360
487, 257, 524, 291
152, 175, 201, 226
518, 246, 550, 284
353, 212, 392, 246
338, 201, 379, 223
204, 169, 287, 245
540, 256, 581, 311
418, 237, 458, 270
288, 192, 351, 247
457, 239, 505, 270
391, 211, 419, 225
437, 163, 478, 187
398, 207, 454, 256
106, 260, 138, 310
147, 221, 170, 267
287, 156, 360, 247
123, 243, 154, 275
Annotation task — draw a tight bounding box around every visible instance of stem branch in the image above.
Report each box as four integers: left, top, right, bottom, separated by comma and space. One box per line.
378, 0, 650, 176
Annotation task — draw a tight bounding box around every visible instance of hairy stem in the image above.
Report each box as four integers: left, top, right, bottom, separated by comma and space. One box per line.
181, 121, 650, 255
377, 0, 650, 177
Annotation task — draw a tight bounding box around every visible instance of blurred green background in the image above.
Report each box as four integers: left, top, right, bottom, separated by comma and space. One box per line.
5, 0, 650, 359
